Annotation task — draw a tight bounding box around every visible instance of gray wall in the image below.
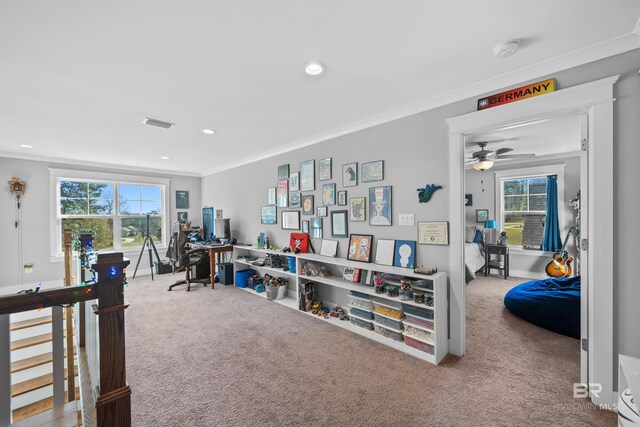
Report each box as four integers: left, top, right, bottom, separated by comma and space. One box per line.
203, 49, 640, 369
465, 156, 581, 277
0, 157, 201, 289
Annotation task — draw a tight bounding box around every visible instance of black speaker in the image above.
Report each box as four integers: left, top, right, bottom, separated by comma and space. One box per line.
195, 261, 210, 280
219, 263, 234, 285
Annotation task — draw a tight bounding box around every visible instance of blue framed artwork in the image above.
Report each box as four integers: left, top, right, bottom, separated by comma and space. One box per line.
261, 205, 277, 225
369, 186, 392, 226
394, 240, 416, 269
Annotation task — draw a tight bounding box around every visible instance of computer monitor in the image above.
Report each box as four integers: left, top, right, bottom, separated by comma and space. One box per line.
202, 207, 215, 240
215, 218, 231, 240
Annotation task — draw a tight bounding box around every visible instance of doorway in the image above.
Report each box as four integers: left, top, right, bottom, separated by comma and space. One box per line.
462, 114, 586, 390
447, 75, 618, 405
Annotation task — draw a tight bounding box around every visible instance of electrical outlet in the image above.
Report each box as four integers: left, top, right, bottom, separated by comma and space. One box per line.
24, 263, 33, 274
399, 214, 414, 226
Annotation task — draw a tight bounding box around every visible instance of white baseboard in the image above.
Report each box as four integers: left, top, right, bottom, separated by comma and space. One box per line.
508, 270, 548, 280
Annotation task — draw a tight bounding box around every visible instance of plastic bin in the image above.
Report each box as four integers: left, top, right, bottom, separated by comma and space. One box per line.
403, 333, 434, 354
373, 312, 404, 330
373, 321, 404, 342
349, 305, 374, 320
373, 300, 404, 319
405, 313, 434, 330
350, 290, 369, 299
411, 279, 433, 291
349, 313, 374, 330
403, 321, 435, 342
348, 294, 374, 311
266, 284, 287, 301
401, 303, 434, 319
235, 269, 255, 288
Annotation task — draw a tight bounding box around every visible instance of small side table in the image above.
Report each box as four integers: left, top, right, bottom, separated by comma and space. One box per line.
484, 244, 510, 279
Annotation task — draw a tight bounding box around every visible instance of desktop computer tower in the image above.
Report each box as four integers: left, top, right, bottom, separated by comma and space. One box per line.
219, 263, 234, 285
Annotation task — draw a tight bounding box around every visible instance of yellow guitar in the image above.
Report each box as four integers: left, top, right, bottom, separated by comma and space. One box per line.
545, 227, 577, 278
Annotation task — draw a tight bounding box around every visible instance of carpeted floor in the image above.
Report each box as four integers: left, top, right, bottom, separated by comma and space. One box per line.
124, 273, 615, 427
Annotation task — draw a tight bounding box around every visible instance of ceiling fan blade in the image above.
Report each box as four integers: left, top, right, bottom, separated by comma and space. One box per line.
494, 147, 513, 155
472, 149, 493, 158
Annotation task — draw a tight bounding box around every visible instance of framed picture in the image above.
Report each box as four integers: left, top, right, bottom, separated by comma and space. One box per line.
176, 190, 189, 209
362, 160, 384, 182
289, 193, 301, 209
337, 190, 347, 206
465, 194, 473, 206
300, 159, 315, 191
268, 187, 276, 205
302, 220, 309, 234
278, 164, 289, 179
347, 234, 373, 263
177, 211, 188, 223
374, 239, 395, 266
322, 183, 336, 205
476, 209, 489, 223
394, 240, 416, 269
316, 206, 327, 217
369, 186, 392, 226
281, 210, 300, 230
310, 217, 322, 239
350, 197, 366, 222
261, 205, 277, 225
342, 162, 358, 187
330, 210, 348, 238
290, 172, 300, 192
418, 221, 449, 245
319, 158, 332, 181
302, 194, 314, 215
320, 239, 338, 257
277, 179, 289, 208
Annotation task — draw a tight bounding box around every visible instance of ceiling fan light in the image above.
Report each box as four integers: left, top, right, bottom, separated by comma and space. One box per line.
473, 159, 494, 171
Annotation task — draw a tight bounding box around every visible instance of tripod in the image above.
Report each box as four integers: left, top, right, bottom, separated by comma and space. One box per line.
132, 215, 162, 280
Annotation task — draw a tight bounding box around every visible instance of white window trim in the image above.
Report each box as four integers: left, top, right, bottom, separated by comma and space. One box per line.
49, 168, 171, 261
493, 164, 565, 252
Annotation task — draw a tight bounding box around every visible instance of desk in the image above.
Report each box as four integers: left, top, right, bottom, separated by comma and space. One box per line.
484, 244, 509, 279
187, 244, 234, 289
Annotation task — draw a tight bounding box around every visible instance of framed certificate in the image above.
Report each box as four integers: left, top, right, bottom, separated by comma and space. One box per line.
418, 221, 449, 245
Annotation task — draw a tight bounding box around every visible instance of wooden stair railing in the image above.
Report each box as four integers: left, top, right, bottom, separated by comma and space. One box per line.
63, 229, 76, 403
0, 251, 131, 427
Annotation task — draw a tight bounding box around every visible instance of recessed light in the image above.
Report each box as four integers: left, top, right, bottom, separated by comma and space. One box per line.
202, 129, 216, 135
493, 40, 520, 58
304, 62, 325, 76
160, 156, 170, 160
19, 144, 33, 148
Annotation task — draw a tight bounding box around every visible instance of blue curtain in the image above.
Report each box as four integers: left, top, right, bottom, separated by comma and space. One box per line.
541, 175, 562, 251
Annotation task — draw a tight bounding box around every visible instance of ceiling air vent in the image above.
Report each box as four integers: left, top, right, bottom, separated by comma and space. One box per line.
143, 118, 174, 129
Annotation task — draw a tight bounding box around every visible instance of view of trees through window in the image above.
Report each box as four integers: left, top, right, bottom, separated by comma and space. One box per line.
59, 180, 163, 251
503, 177, 547, 249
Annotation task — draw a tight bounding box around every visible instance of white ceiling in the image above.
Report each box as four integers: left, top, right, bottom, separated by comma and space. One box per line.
464, 114, 582, 167
1, 1, 639, 177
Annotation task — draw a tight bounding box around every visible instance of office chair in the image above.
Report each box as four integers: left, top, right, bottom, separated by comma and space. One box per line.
166, 230, 210, 291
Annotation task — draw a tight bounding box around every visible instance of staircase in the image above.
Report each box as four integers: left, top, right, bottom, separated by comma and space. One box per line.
9, 308, 80, 424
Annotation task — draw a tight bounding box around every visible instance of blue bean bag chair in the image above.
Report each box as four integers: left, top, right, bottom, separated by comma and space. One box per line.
503, 276, 581, 339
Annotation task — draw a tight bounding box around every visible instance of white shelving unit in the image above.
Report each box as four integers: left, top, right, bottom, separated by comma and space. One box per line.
233, 245, 448, 364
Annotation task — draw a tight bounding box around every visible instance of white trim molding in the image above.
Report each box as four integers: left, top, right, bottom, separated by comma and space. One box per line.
447, 75, 618, 407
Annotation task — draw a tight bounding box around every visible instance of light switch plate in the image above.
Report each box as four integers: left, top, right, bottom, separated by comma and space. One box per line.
399, 214, 414, 226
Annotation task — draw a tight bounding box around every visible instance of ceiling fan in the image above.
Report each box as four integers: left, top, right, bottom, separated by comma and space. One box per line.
465, 141, 535, 170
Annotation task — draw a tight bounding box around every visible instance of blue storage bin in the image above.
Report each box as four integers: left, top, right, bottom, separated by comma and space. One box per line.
235, 269, 255, 288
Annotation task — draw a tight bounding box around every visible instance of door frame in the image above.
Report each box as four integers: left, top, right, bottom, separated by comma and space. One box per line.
447, 75, 618, 405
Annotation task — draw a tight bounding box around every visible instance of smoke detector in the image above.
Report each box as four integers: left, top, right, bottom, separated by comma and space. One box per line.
493, 40, 520, 58
143, 118, 174, 129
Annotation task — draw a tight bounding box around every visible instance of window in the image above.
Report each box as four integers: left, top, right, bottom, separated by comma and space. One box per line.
494, 165, 564, 251
502, 177, 547, 249
51, 169, 169, 257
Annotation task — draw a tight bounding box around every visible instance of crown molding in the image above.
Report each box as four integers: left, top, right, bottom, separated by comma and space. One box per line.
202, 32, 640, 177
0, 151, 201, 178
